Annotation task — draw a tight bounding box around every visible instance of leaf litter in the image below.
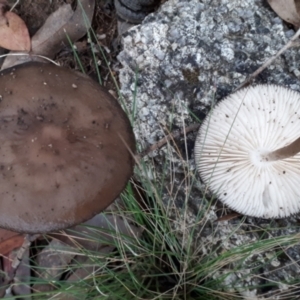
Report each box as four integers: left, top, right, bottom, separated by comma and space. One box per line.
0, 0, 30, 51
2, 0, 95, 69
267, 0, 300, 28
1, 203, 144, 298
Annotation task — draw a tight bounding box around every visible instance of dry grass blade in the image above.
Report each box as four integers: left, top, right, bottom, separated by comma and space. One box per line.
137, 123, 200, 162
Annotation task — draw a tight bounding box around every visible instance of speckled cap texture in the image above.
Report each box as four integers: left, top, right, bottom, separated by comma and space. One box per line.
0, 62, 135, 233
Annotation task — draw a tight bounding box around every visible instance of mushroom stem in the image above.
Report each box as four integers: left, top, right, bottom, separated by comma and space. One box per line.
267, 136, 300, 161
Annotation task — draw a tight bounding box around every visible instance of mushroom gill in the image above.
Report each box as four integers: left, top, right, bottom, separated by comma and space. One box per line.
195, 84, 300, 218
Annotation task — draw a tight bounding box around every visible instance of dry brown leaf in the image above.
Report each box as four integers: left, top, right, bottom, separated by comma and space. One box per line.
216, 212, 241, 222
2, 0, 95, 69
295, 0, 300, 15
51, 213, 144, 251
30, 4, 74, 57
267, 0, 300, 27
2, 248, 30, 298
32, 239, 75, 294
0, 229, 24, 255
11, 249, 31, 297
33, 213, 142, 295
0, 9, 30, 51
32, 0, 95, 57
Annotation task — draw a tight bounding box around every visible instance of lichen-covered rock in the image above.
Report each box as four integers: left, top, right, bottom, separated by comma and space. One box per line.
118, 0, 300, 150
118, 0, 300, 297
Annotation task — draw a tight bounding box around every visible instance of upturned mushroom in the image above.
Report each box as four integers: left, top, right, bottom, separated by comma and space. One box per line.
195, 85, 300, 218
0, 62, 135, 233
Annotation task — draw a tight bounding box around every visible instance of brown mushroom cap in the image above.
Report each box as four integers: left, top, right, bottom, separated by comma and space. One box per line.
0, 62, 135, 233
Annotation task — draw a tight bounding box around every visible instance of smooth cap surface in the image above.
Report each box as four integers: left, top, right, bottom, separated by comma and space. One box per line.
195, 85, 300, 218
0, 62, 135, 233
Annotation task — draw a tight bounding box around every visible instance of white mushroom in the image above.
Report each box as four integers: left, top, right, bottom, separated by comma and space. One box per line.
194, 84, 300, 218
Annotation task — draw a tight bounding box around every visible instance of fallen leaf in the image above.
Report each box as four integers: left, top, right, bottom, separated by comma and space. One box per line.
32, 239, 76, 294
1, 0, 95, 69
0, 3, 30, 52
30, 4, 74, 57
51, 213, 144, 251
32, 0, 95, 57
50, 255, 111, 300
295, 0, 300, 15
267, 0, 300, 27
36, 240, 75, 280
0, 229, 24, 255
11, 249, 31, 298
216, 212, 241, 222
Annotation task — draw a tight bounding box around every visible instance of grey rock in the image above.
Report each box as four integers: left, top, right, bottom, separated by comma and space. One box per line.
118, 0, 300, 297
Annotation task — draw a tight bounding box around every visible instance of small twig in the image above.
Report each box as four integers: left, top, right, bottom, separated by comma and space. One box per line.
136, 123, 200, 162
235, 26, 300, 91
4, 234, 40, 286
